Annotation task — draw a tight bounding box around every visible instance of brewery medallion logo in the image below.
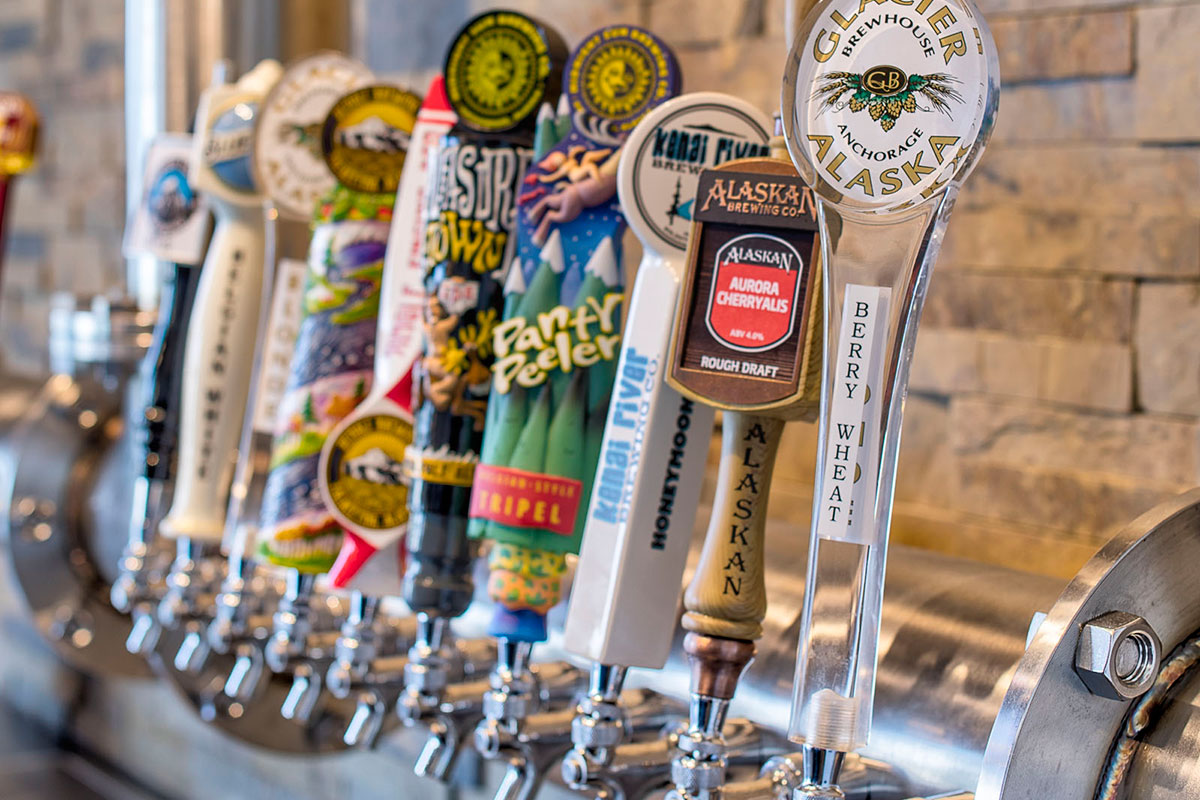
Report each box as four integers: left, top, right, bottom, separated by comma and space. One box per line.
148, 157, 197, 232
814, 66, 962, 132
124, 134, 211, 264
255, 52, 373, 220
783, 0, 996, 211
669, 159, 820, 410
321, 85, 421, 195
444, 11, 554, 133
324, 413, 412, 531
567, 26, 678, 138
204, 95, 261, 194
622, 97, 772, 254
705, 233, 804, 353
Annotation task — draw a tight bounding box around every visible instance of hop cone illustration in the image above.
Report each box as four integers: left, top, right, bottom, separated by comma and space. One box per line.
813, 70, 964, 132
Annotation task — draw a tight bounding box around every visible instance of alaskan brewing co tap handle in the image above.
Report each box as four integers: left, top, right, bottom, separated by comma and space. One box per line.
780, 0, 998, 786
159, 60, 283, 545
564, 93, 772, 673
665, 157, 821, 725
468, 25, 680, 646
257, 84, 420, 575
401, 11, 567, 624
319, 77, 456, 593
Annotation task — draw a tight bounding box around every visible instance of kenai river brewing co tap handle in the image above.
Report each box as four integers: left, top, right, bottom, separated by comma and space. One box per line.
780, 0, 998, 794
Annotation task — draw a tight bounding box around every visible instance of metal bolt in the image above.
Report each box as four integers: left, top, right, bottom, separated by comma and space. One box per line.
1075, 611, 1162, 700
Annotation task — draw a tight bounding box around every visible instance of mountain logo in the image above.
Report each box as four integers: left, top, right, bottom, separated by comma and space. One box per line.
322, 85, 420, 194
325, 413, 413, 530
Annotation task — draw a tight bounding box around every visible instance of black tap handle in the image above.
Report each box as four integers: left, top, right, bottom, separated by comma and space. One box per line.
137, 263, 201, 482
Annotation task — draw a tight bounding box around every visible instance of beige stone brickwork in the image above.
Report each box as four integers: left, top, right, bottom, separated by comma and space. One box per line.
2, 0, 1196, 585
0, 0, 126, 373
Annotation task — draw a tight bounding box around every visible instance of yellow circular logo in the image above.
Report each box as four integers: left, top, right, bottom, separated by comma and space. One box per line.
445, 12, 550, 132
325, 414, 412, 530
584, 45, 653, 119
321, 85, 420, 195
568, 26, 678, 135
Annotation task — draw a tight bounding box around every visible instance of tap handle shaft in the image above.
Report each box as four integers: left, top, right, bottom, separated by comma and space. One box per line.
137, 263, 201, 482
682, 412, 782, 644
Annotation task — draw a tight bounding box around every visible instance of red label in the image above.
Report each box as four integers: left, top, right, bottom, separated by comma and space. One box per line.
706, 233, 803, 353
469, 465, 583, 536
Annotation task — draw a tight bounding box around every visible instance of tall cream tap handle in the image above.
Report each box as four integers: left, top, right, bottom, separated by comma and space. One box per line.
159, 60, 282, 544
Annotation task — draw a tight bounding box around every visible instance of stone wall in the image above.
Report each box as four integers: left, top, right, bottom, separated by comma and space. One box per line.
2, 0, 1196, 582
0, 0, 126, 373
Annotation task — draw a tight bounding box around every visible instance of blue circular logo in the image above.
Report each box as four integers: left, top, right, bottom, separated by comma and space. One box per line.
204, 101, 259, 193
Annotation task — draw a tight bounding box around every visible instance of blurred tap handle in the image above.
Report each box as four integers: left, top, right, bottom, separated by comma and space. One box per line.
0, 92, 38, 177
0, 92, 37, 275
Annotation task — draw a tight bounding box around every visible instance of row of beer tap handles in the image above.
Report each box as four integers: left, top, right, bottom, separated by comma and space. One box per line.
111, 2, 999, 799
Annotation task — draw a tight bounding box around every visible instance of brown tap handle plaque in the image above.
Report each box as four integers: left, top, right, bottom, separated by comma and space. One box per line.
682, 411, 782, 643
668, 158, 822, 694
667, 157, 821, 422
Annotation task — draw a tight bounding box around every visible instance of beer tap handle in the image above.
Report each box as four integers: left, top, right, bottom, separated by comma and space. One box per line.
157, 203, 267, 544
0, 92, 37, 280
138, 263, 201, 485
159, 60, 282, 546
779, 3, 998, 791
684, 413, 780, 644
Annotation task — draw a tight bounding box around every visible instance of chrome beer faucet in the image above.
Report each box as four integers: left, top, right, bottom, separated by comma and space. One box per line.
472, 641, 587, 800
398, 614, 495, 781
263, 572, 348, 724
155, 538, 227, 674
325, 592, 417, 748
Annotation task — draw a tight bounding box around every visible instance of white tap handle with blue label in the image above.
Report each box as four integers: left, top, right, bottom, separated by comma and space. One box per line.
563, 93, 773, 670
159, 60, 283, 545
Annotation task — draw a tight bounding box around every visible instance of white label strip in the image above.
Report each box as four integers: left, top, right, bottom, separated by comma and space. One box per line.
815, 284, 891, 546
250, 257, 307, 434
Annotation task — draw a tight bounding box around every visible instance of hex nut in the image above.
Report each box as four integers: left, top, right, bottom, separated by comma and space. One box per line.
1075, 611, 1162, 701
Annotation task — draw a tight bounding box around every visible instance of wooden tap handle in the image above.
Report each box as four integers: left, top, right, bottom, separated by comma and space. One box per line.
682, 412, 783, 643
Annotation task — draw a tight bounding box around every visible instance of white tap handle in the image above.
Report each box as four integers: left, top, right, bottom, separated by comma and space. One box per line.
159, 201, 267, 543
563, 93, 772, 669
564, 250, 714, 668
